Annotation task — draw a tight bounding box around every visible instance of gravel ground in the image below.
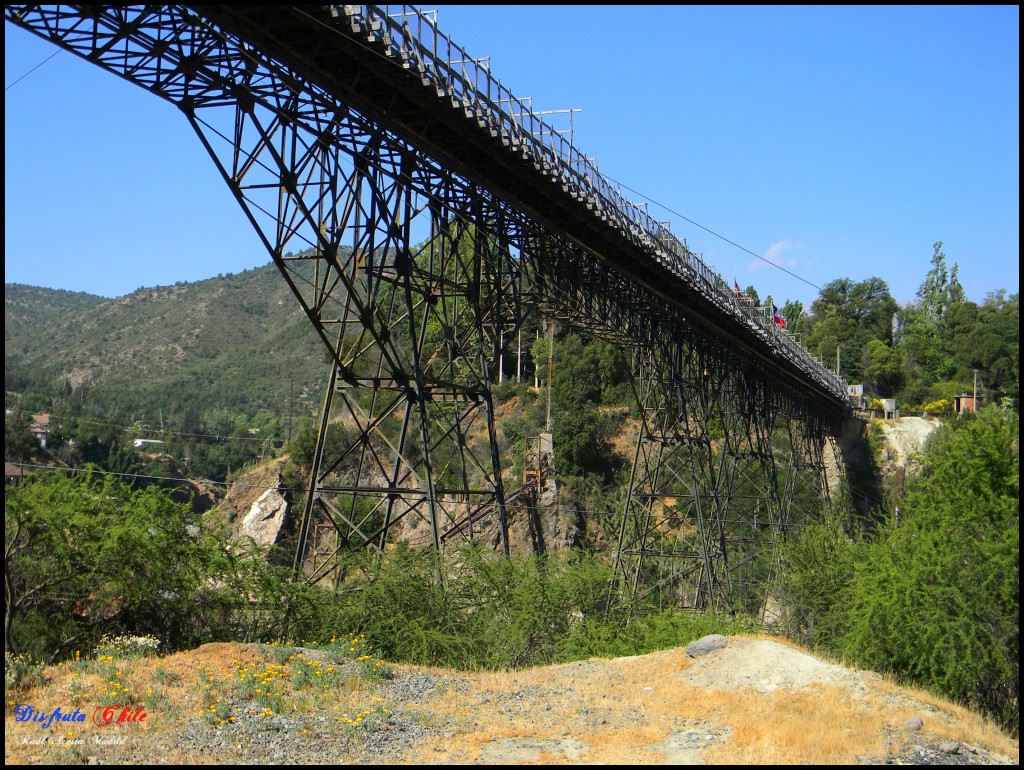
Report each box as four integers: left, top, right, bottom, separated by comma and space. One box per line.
5, 637, 1017, 765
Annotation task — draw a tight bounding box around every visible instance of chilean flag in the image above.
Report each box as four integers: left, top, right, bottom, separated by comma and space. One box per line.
772, 304, 786, 329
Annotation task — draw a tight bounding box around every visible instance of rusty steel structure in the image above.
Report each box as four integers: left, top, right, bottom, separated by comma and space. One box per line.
7, 4, 849, 612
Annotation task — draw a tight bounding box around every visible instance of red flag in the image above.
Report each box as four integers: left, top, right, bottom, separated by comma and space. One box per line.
772, 304, 786, 328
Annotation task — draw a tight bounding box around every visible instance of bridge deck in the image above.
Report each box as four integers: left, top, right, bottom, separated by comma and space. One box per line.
4, 2, 847, 413
187, 4, 848, 415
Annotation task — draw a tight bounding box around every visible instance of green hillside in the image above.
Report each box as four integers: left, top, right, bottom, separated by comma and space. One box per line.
4, 284, 107, 340
6, 263, 327, 417
5, 263, 334, 480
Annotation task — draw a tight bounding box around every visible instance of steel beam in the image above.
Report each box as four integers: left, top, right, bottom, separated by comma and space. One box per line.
6, 4, 847, 603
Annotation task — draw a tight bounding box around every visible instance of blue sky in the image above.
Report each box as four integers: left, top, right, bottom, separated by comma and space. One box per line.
5, 5, 1019, 309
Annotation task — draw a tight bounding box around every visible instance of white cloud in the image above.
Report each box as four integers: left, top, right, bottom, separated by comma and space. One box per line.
749, 239, 800, 272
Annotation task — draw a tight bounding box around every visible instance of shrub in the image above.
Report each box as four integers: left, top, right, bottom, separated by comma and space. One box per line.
94, 633, 161, 660
4, 651, 44, 691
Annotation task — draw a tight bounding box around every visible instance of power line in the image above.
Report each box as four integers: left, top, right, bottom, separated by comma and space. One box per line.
605, 176, 825, 294
7, 462, 287, 492
4, 47, 61, 91
292, 6, 825, 301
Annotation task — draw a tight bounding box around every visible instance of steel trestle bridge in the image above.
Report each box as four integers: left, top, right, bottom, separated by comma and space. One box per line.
7, 4, 850, 614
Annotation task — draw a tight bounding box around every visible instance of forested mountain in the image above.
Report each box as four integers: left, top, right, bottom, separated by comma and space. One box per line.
6, 263, 327, 419
4, 284, 108, 340
5, 264, 332, 479
6, 264, 325, 421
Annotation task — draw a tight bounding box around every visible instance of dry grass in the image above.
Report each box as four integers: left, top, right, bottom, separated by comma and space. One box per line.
5, 635, 1019, 765
396, 640, 1017, 766
869, 676, 1020, 758
696, 686, 890, 764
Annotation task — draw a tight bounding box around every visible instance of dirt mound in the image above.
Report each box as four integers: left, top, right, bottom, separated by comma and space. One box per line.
5, 635, 1017, 765
677, 636, 860, 693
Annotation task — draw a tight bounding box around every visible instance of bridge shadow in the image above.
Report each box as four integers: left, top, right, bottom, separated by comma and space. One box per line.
835, 416, 886, 534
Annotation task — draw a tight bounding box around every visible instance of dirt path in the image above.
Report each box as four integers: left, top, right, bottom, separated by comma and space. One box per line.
396, 636, 1016, 765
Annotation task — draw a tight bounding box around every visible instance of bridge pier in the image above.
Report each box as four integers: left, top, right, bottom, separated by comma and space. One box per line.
614, 331, 838, 616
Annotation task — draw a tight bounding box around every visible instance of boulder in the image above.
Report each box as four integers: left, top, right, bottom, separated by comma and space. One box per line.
686, 634, 727, 658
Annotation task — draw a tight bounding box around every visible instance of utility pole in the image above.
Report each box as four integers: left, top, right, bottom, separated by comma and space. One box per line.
517, 329, 522, 383
973, 369, 979, 412
534, 329, 541, 390
498, 332, 504, 384
545, 318, 554, 433
288, 380, 294, 444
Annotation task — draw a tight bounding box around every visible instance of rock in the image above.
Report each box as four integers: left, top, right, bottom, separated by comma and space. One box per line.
905, 716, 923, 731
686, 634, 727, 658
939, 740, 961, 754
240, 487, 289, 546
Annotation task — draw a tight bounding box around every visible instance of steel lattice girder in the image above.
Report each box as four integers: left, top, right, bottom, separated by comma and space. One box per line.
6, 4, 846, 598
611, 315, 838, 614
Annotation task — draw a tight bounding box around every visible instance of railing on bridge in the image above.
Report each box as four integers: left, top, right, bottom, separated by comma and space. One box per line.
333, 5, 848, 404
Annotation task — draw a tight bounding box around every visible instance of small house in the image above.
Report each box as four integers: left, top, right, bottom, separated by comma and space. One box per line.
5, 462, 30, 486
953, 395, 978, 414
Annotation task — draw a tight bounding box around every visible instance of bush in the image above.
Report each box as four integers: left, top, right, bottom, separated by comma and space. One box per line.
780, 406, 1019, 736
94, 633, 161, 660
4, 651, 44, 691
4, 470, 295, 659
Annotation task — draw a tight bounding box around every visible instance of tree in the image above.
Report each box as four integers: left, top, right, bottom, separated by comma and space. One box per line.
861, 339, 904, 396
917, 241, 965, 323
551, 408, 618, 480
4, 412, 38, 463
837, 407, 1019, 734
778, 506, 859, 649
548, 334, 626, 481
5, 470, 236, 658
947, 292, 1019, 408
805, 277, 898, 384
894, 303, 951, 396
804, 308, 857, 377
780, 299, 810, 338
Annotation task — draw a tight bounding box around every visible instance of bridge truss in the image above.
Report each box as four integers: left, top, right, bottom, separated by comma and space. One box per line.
7, 4, 849, 613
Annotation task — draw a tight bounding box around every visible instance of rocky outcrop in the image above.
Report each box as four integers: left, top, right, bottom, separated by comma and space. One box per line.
874, 416, 940, 476
239, 487, 289, 547
213, 459, 290, 549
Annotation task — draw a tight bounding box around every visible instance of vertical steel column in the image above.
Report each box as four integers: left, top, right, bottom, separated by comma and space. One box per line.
714, 368, 785, 615
136, 13, 527, 580
615, 334, 732, 612
678, 345, 732, 611
780, 411, 831, 540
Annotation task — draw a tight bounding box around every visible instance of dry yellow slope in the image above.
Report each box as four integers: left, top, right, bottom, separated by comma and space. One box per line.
5, 635, 1018, 765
